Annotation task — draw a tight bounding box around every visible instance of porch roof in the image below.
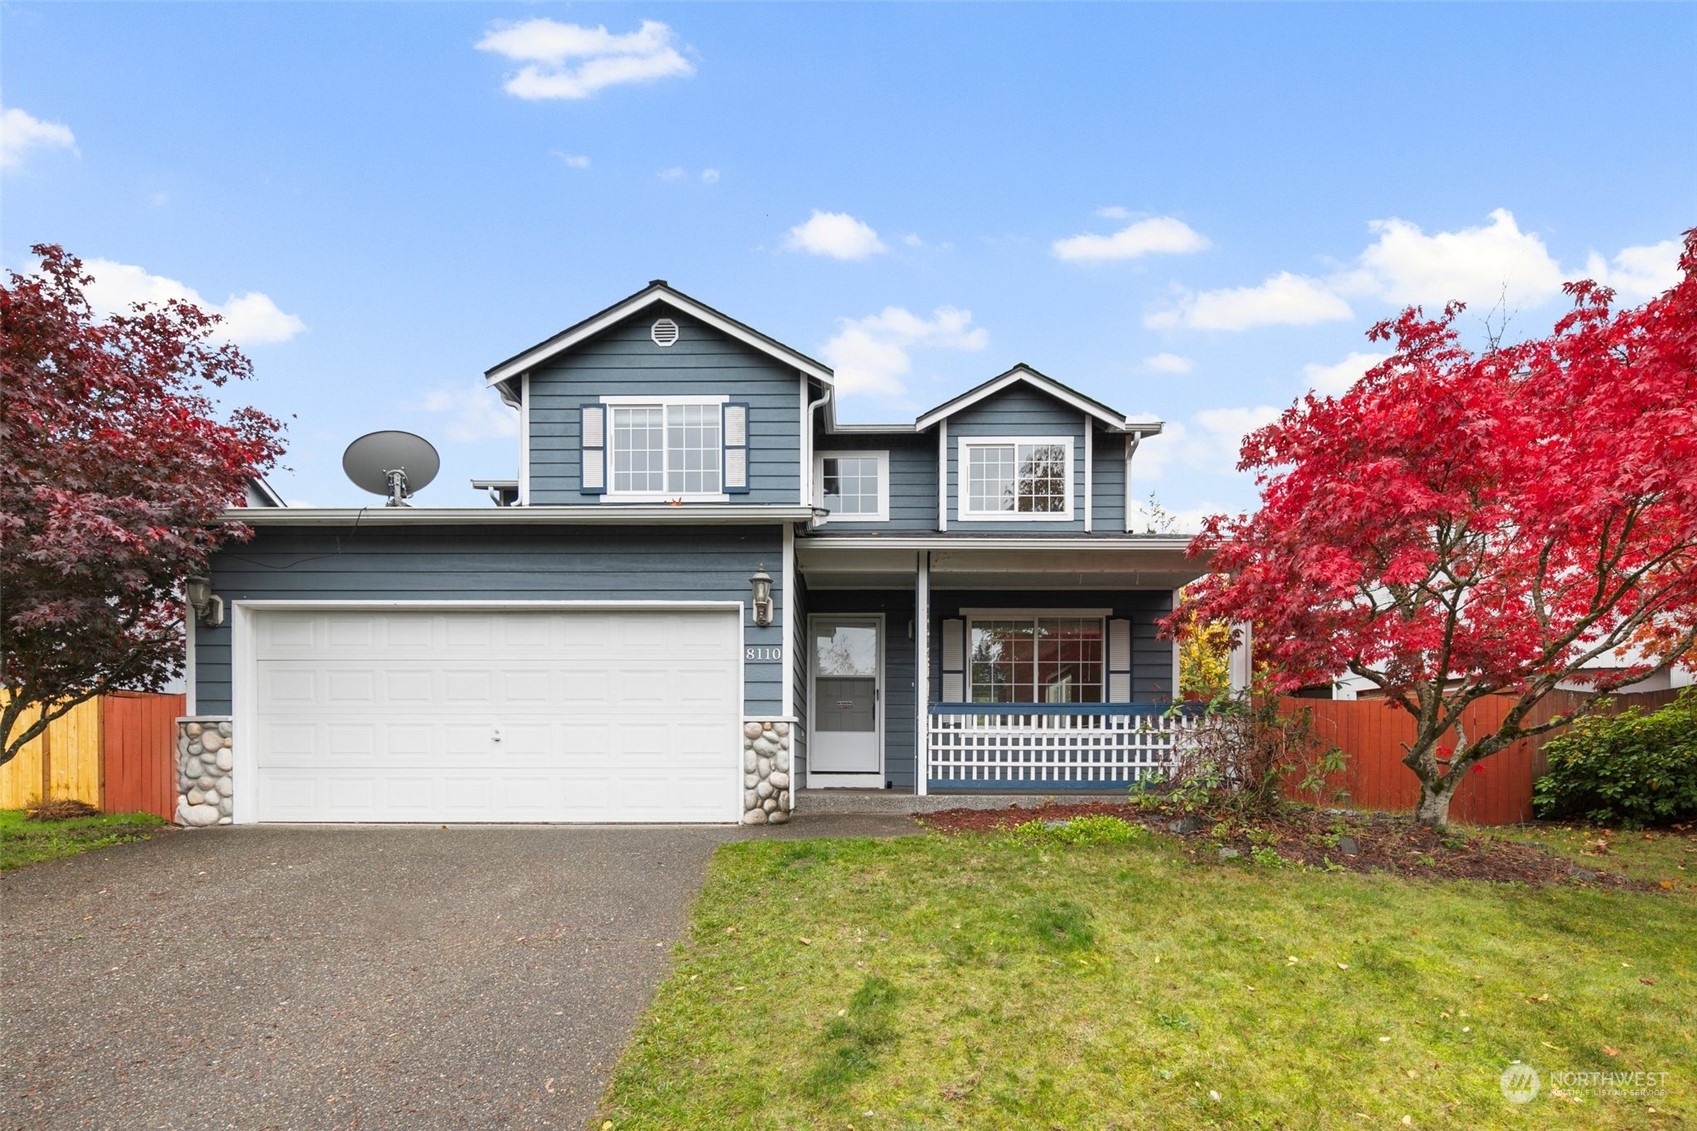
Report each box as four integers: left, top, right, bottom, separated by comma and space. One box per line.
795, 534, 1205, 590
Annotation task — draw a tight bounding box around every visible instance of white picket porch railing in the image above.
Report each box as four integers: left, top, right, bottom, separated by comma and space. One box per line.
927, 704, 1197, 789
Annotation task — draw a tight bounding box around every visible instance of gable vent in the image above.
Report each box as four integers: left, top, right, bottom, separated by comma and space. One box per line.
651, 318, 680, 347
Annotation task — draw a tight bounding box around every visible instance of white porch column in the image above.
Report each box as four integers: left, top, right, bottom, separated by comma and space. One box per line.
1228, 620, 1254, 692
915, 550, 930, 796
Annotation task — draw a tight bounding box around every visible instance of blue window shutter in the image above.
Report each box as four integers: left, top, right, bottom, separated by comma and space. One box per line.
723, 402, 750, 494
580, 404, 606, 495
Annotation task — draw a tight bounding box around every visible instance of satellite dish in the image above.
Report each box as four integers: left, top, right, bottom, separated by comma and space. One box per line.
342, 430, 440, 507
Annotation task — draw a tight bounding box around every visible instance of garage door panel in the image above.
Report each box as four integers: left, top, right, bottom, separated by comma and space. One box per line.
253, 608, 741, 823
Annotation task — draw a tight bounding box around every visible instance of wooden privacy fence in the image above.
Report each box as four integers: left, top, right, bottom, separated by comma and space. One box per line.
1280, 689, 1685, 825
0, 692, 184, 819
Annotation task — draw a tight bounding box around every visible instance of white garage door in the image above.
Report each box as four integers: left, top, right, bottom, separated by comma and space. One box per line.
251, 608, 742, 823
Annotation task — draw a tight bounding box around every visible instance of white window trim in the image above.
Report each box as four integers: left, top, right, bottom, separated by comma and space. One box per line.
599, 394, 731, 503
813, 450, 891, 524
964, 612, 1108, 704
955, 435, 1075, 522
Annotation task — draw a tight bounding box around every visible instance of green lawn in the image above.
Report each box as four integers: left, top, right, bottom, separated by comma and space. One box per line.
0, 808, 168, 871
1489, 823, 1697, 892
600, 821, 1694, 1130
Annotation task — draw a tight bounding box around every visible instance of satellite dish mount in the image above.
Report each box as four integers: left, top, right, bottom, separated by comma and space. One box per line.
343, 431, 441, 507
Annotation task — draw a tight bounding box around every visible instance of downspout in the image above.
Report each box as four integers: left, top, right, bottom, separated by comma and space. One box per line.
804, 381, 834, 530
1123, 432, 1141, 533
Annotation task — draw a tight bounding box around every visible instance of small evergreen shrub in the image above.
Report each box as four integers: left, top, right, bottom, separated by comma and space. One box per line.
1533, 689, 1697, 828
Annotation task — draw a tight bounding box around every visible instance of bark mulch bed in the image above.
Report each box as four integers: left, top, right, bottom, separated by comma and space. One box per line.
919, 801, 1657, 889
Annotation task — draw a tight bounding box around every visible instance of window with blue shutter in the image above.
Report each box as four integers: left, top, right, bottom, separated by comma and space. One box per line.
580, 404, 606, 495
723, 402, 750, 494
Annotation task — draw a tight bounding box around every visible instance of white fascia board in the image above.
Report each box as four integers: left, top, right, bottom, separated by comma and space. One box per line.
224, 505, 816, 526
916, 367, 1155, 433
799, 533, 1198, 553
484, 288, 835, 387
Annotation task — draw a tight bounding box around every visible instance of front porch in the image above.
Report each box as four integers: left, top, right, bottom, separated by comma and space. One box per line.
792, 535, 1209, 799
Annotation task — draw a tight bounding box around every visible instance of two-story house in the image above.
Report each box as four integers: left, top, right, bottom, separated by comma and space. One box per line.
180, 281, 1206, 827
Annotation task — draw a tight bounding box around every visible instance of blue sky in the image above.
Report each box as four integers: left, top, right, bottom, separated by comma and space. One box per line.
5, 3, 1693, 523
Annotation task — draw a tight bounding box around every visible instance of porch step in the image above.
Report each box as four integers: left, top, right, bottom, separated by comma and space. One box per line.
795, 788, 1128, 815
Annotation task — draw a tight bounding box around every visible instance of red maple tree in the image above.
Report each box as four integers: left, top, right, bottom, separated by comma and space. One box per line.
1, 246, 285, 769
1175, 229, 1697, 828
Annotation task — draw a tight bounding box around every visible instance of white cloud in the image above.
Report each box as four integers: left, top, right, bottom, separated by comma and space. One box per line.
1348, 208, 1566, 310
1191, 406, 1281, 465
786, 210, 888, 261
1, 105, 77, 170
700, 168, 719, 185
1126, 419, 1182, 482
79, 258, 305, 345
1141, 352, 1194, 375
822, 306, 987, 398
657, 166, 685, 181
1584, 239, 1683, 303
1302, 351, 1388, 396
1052, 216, 1210, 262
1147, 272, 1352, 331
1126, 495, 1216, 535
1094, 205, 1130, 220
475, 18, 694, 100
418, 380, 520, 443
552, 151, 591, 169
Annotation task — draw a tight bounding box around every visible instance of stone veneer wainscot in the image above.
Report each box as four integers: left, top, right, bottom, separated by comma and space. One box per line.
176, 717, 234, 826
742, 720, 792, 824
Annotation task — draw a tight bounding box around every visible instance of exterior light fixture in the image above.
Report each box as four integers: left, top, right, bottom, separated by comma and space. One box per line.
184, 576, 225, 627
749, 565, 774, 627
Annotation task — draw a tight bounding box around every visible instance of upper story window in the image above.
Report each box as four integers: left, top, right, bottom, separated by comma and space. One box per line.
968, 616, 1104, 703
815, 451, 889, 523
957, 437, 1073, 521
590, 396, 744, 501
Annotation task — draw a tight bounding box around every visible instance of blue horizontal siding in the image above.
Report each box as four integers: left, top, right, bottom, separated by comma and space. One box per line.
528, 305, 801, 506
1092, 429, 1127, 532
196, 525, 786, 716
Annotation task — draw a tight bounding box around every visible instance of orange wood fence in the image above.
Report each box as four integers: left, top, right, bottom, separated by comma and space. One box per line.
1280, 689, 1684, 825
0, 692, 184, 819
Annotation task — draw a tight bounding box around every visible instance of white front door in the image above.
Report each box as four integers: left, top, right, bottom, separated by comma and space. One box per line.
249, 607, 742, 823
809, 617, 882, 784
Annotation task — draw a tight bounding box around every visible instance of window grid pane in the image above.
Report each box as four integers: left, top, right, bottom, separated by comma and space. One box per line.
665, 404, 722, 495
611, 407, 664, 493
822, 456, 880, 515
966, 616, 1103, 703
968, 445, 1016, 513
1016, 444, 1067, 513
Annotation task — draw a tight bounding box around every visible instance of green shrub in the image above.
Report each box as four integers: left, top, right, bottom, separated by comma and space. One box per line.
1533, 690, 1697, 828
1002, 814, 1146, 847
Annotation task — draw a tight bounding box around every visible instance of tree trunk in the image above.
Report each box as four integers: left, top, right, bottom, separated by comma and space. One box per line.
1414, 776, 1459, 830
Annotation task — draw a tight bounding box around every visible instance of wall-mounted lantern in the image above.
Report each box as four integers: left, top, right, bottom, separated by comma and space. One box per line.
184, 576, 225, 627
749, 565, 774, 628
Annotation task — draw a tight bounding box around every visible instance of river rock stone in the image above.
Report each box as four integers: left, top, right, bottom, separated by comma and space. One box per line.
757, 757, 773, 779
1336, 836, 1360, 856
201, 730, 224, 753
186, 723, 203, 738
215, 750, 234, 773
774, 722, 790, 737
742, 808, 768, 825
744, 722, 765, 740
186, 787, 205, 806
197, 774, 216, 791
184, 757, 205, 778
1168, 816, 1205, 836
744, 772, 758, 788
217, 722, 232, 737
744, 789, 759, 810
768, 771, 789, 790
762, 797, 777, 812
744, 750, 758, 773
188, 742, 203, 757
752, 737, 776, 757
768, 809, 790, 824
774, 750, 790, 772
1218, 847, 1242, 860
756, 780, 774, 800
179, 801, 220, 827
216, 776, 233, 798
778, 790, 790, 808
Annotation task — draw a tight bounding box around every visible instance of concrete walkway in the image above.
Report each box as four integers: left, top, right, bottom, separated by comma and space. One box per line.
0, 820, 910, 1130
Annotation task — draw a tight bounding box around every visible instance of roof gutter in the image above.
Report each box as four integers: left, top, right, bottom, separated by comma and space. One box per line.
223, 505, 817, 527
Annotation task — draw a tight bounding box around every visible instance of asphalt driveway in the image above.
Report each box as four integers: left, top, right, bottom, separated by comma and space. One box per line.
1, 824, 754, 1130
